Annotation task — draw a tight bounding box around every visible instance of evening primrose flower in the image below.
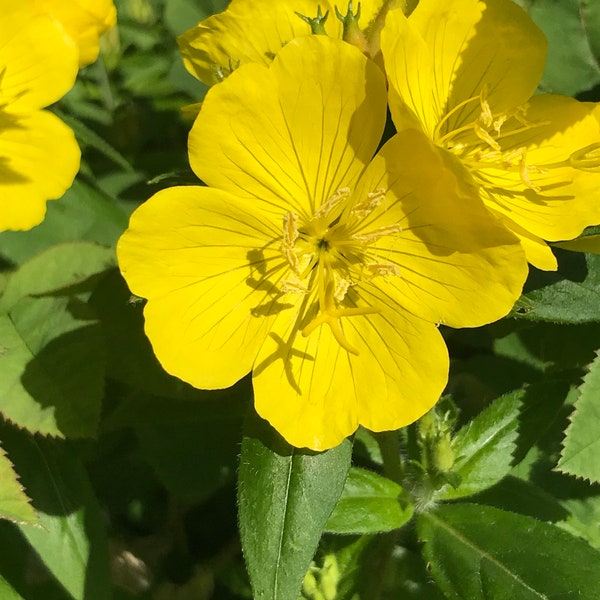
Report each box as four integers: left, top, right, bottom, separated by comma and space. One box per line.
381, 0, 600, 270
118, 36, 526, 450
179, 0, 387, 86
34, 0, 117, 67
0, 3, 79, 231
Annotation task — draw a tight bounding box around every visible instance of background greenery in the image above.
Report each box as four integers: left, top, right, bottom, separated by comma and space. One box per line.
1, 0, 600, 598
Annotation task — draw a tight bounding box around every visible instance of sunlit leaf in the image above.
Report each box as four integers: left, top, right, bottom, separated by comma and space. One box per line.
0, 242, 115, 312
0, 297, 104, 438
418, 503, 600, 600
515, 251, 600, 323
325, 467, 412, 534
558, 351, 600, 482
238, 409, 352, 600
515, 0, 600, 96
0, 444, 36, 525
437, 391, 522, 500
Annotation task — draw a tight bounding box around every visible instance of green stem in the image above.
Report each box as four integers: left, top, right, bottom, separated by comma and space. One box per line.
376, 430, 404, 485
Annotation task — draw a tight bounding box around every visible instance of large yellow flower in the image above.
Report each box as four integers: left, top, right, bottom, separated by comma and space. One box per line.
118, 36, 526, 450
0, 3, 80, 231
381, 0, 600, 271
179, 0, 387, 86
34, 0, 117, 67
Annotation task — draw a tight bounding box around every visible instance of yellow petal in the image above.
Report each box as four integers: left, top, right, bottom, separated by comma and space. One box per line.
476, 95, 600, 243
253, 294, 447, 451
381, 0, 547, 138
0, 9, 78, 111
352, 130, 528, 327
0, 109, 80, 231
189, 35, 387, 220
34, 0, 117, 66
499, 217, 558, 271
117, 186, 288, 389
179, 0, 385, 85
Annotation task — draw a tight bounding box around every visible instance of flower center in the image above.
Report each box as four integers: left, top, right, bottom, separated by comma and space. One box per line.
433, 86, 600, 192
279, 187, 402, 354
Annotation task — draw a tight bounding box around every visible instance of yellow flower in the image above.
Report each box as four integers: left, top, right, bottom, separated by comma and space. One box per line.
381, 0, 600, 271
34, 0, 117, 67
179, 0, 387, 86
118, 36, 526, 450
0, 4, 80, 231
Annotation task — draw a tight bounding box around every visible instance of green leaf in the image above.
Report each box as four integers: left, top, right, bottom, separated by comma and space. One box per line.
0, 297, 104, 438
0, 444, 36, 525
325, 467, 413, 534
418, 503, 600, 600
437, 391, 522, 500
554, 234, 600, 254
515, 0, 600, 96
238, 410, 352, 600
0, 180, 127, 265
0, 577, 24, 600
0, 243, 115, 312
558, 351, 600, 482
2, 424, 110, 600
516, 251, 600, 323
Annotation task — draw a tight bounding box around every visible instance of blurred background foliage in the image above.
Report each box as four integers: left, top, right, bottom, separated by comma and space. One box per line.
1, 0, 600, 599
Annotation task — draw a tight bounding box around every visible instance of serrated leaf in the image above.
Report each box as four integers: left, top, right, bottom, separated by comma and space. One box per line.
558, 351, 600, 482
515, 0, 600, 96
516, 251, 600, 323
0, 242, 115, 311
238, 410, 352, 600
0, 297, 104, 438
0, 444, 36, 525
325, 467, 412, 534
1, 424, 110, 600
437, 391, 522, 500
418, 503, 600, 600
0, 180, 127, 265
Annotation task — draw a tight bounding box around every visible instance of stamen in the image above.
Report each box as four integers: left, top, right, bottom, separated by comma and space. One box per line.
314, 187, 351, 219
474, 123, 501, 152
479, 86, 493, 129
281, 279, 309, 294
367, 263, 401, 279
281, 211, 301, 272
353, 223, 403, 244
433, 94, 482, 142
351, 188, 386, 217
569, 143, 600, 171
334, 277, 352, 302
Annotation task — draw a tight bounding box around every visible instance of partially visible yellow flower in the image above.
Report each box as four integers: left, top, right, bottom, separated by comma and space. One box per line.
0, 3, 80, 231
179, 0, 388, 86
118, 36, 526, 450
381, 0, 600, 271
34, 0, 117, 66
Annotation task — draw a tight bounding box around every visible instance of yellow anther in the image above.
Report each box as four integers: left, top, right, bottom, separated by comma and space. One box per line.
351, 188, 386, 217
479, 87, 494, 129
281, 279, 309, 294
334, 277, 352, 302
518, 149, 542, 192
474, 123, 501, 152
353, 223, 403, 244
282, 211, 299, 248
315, 187, 351, 219
367, 263, 401, 279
